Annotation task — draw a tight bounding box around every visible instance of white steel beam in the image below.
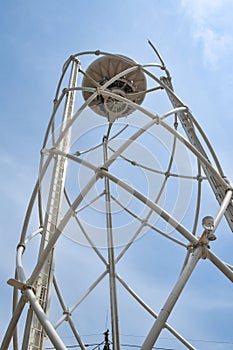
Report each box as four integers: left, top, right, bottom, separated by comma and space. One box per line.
24, 58, 80, 350
141, 246, 202, 350
103, 136, 120, 350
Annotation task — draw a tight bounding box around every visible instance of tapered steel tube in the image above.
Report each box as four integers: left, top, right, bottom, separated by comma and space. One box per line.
141, 246, 202, 350
1, 297, 26, 350
25, 289, 67, 350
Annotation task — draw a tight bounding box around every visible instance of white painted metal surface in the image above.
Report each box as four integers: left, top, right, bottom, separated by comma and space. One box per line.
2, 44, 233, 350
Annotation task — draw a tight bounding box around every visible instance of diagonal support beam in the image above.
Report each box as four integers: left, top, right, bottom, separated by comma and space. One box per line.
116, 274, 196, 350
141, 246, 203, 350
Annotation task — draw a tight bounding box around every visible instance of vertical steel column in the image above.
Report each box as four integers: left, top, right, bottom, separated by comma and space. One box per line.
103, 136, 120, 350
23, 58, 79, 350
161, 76, 233, 231
142, 246, 203, 350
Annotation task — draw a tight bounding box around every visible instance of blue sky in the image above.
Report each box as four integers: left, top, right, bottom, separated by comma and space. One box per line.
1, 1, 233, 349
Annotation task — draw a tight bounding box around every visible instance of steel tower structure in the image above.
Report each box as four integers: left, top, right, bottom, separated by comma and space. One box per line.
2, 43, 233, 350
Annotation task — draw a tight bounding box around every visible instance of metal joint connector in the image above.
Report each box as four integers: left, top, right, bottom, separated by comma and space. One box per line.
70, 55, 80, 65
95, 167, 107, 179
62, 87, 69, 95
17, 243, 26, 253
225, 187, 233, 196
140, 219, 148, 226
63, 308, 71, 321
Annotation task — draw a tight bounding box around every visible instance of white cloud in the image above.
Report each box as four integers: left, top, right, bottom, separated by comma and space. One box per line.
180, 0, 233, 68
180, 0, 223, 21
195, 28, 231, 67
